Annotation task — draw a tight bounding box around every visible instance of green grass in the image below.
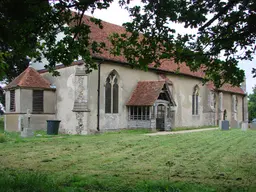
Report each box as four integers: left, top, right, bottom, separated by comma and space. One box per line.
0, 128, 256, 191
0, 116, 5, 143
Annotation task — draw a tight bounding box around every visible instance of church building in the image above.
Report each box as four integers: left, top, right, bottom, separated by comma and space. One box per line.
3, 15, 248, 134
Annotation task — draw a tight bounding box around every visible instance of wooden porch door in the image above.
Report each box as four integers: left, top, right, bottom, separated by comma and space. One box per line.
156, 104, 165, 131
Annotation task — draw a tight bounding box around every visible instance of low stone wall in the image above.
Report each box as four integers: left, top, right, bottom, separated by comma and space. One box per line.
128, 120, 151, 129
5, 114, 19, 132
5, 113, 55, 132
27, 114, 56, 131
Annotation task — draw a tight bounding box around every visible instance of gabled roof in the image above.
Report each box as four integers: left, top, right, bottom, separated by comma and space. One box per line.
38, 14, 245, 95
79, 15, 245, 95
127, 81, 167, 106
4, 67, 53, 90
79, 15, 206, 78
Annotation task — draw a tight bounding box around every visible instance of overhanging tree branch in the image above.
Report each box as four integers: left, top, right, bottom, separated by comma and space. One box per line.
199, 0, 239, 31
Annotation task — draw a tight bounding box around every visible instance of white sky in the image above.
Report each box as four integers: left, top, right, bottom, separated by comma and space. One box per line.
85, 0, 255, 94
1, 0, 255, 94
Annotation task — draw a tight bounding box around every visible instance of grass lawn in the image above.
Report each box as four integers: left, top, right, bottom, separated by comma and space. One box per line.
0, 120, 256, 192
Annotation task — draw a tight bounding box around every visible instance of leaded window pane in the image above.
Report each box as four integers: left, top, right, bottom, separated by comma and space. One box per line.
192, 94, 195, 115
134, 106, 138, 120
113, 79, 119, 113
196, 95, 198, 115
138, 107, 142, 120
10, 90, 15, 112
105, 78, 111, 113
33, 90, 44, 113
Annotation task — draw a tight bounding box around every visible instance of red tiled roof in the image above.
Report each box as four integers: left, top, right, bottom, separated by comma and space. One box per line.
207, 82, 245, 95
82, 15, 128, 62
36, 14, 244, 95
81, 15, 244, 95
80, 15, 205, 78
4, 67, 53, 90
126, 81, 166, 106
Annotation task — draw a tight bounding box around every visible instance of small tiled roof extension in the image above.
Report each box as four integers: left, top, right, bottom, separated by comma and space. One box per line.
4, 67, 53, 90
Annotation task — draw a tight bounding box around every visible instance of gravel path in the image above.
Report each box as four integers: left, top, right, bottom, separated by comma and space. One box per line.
145, 128, 218, 136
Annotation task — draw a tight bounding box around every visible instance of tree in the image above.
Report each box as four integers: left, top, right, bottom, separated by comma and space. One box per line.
0, 0, 255, 87
248, 86, 256, 122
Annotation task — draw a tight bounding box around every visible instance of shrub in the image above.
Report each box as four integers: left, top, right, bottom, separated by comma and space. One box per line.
0, 133, 6, 143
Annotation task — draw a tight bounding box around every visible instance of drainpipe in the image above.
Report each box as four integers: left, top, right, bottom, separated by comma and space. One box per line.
97, 60, 104, 132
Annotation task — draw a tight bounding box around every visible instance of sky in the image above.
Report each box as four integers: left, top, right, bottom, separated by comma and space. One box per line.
84, 0, 255, 94
1, 0, 255, 94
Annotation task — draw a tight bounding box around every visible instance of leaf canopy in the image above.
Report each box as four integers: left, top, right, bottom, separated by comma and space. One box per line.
0, 0, 255, 87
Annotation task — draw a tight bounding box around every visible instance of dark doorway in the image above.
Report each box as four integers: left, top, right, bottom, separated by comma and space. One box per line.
156, 104, 165, 131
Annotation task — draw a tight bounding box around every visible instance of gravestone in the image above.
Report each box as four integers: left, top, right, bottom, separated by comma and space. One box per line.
220, 109, 229, 130
251, 122, 256, 130
241, 122, 248, 131
21, 109, 34, 138
231, 120, 240, 129
220, 120, 229, 130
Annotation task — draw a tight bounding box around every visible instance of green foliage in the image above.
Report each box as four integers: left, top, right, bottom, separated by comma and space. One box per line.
110, 0, 256, 88
0, 133, 6, 143
248, 85, 256, 121
0, 0, 255, 86
0, 0, 109, 81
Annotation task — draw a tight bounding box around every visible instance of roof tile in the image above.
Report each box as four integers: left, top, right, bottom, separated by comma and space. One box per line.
5, 67, 52, 90
207, 82, 245, 95
126, 81, 166, 106
82, 15, 244, 95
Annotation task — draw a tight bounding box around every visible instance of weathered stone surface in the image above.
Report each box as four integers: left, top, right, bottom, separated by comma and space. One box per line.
75, 66, 86, 76
251, 122, 256, 130
241, 123, 248, 131
218, 92, 223, 121
21, 128, 34, 137
150, 119, 156, 130
243, 96, 249, 123
73, 101, 90, 112
35, 62, 247, 135
208, 91, 215, 111
128, 120, 151, 129
165, 119, 171, 131
231, 120, 240, 129
73, 75, 89, 112
220, 120, 229, 130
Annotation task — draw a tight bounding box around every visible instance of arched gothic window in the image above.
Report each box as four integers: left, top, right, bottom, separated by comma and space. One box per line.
105, 70, 119, 113
192, 85, 199, 115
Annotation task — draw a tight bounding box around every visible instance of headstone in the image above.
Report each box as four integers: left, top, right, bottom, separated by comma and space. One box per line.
231, 120, 240, 129
251, 122, 256, 130
241, 123, 248, 131
21, 109, 34, 137
220, 120, 229, 130
21, 128, 34, 137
